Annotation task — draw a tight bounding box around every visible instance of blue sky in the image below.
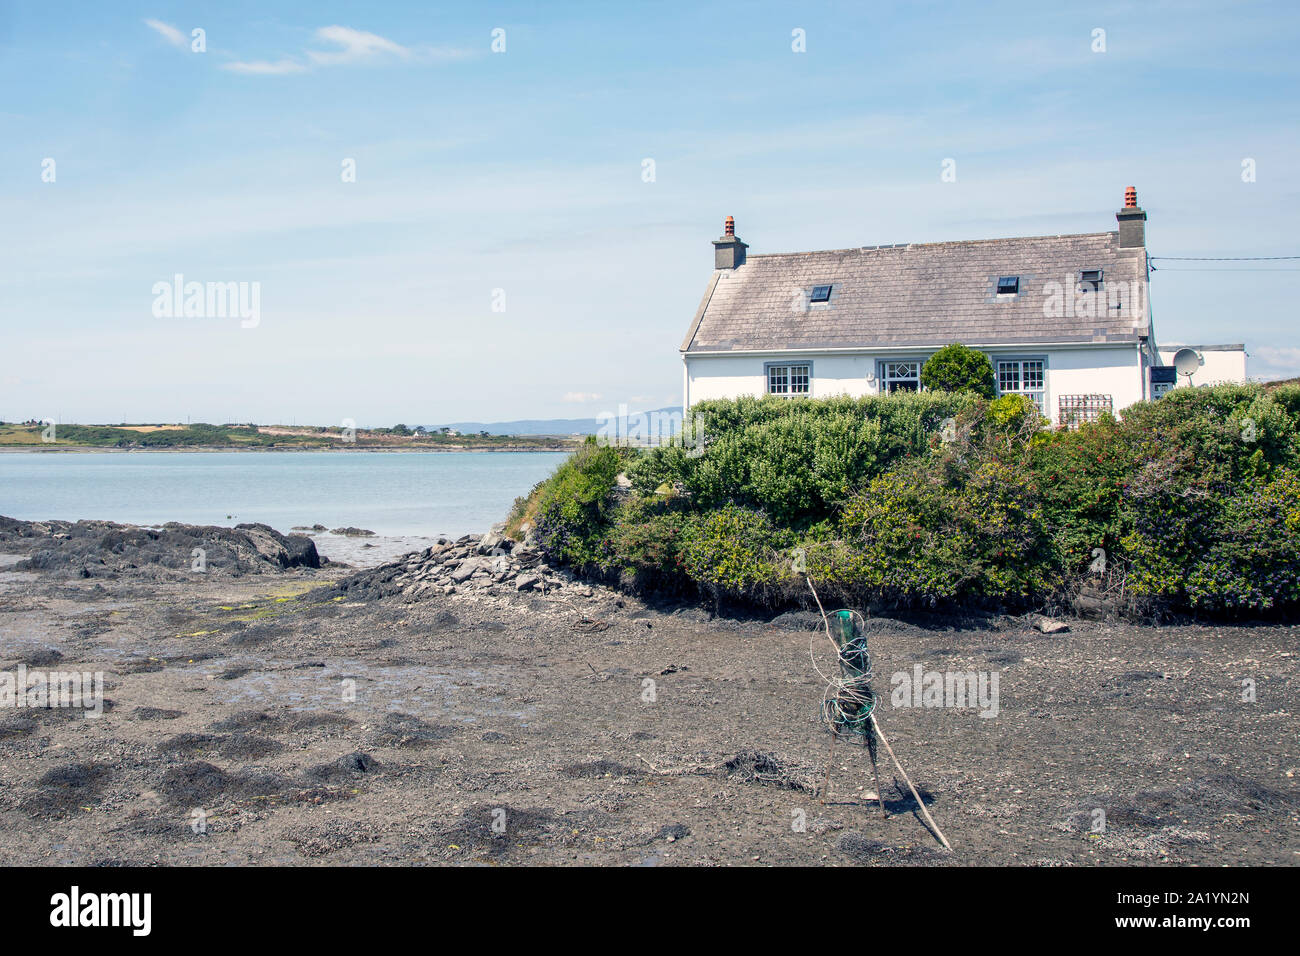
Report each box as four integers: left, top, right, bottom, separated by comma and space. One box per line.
3, 1, 1298, 426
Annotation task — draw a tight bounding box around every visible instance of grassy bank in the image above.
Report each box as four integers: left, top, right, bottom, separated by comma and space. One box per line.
508, 383, 1300, 617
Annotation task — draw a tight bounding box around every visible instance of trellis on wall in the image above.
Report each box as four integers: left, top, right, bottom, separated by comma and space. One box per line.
1058, 393, 1114, 429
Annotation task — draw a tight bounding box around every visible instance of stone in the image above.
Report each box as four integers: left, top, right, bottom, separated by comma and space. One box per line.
515, 574, 541, 592
1071, 586, 1111, 620
1033, 616, 1070, 634
512, 547, 539, 568
450, 560, 481, 584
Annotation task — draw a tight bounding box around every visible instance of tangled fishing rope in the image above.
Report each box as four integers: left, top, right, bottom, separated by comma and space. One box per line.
809, 606, 879, 758
805, 578, 884, 816
804, 573, 953, 850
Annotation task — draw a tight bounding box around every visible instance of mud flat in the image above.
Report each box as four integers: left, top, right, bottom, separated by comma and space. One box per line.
0, 516, 1296, 866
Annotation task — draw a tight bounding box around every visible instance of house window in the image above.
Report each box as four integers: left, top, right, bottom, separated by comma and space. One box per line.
996, 276, 1020, 295
767, 364, 811, 395
1079, 269, 1103, 291
810, 285, 833, 303
1058, 394, 1113, 429
881, 360, 921, 393
996, 359, 1045, 412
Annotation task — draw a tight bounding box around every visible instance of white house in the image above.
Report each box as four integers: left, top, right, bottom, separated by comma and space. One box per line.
1156, 344, 1248, 387
680, 189, 1239, 426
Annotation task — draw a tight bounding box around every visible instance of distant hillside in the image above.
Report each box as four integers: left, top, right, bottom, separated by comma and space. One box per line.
0, 422, 575, 451
433, 407, 685, 437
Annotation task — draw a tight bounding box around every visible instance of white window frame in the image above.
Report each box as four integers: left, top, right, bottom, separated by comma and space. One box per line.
995, 356, 1046, 413
765, 362, 811, 396
878, 359, 922, 393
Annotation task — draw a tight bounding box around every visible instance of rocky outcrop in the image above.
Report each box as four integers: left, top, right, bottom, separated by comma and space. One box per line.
325, 531, 595, 603
0, 516, 321, 579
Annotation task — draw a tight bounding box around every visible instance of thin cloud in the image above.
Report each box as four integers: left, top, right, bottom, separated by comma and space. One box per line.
306, 26, 410, 65
222, 25, 456, 76
562, 392, 602, 403
414, 45, 476, 63
222, 59, 308, 76
144, 19, 188, 50
1251, 346, 1300, 381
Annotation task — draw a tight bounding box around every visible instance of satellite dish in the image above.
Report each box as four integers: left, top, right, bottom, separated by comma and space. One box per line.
1172, 348, 1202, 385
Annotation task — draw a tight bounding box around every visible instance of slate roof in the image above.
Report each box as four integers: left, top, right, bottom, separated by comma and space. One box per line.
681, 231, 1149, 353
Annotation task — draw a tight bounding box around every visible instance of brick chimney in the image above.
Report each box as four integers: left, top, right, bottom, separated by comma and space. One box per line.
1116, 186, 1146, 249
713, 216, 748, 269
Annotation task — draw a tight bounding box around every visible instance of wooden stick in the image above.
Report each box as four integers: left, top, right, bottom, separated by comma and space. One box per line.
866, 737, 887, 819
869, 713, 951, 851
822, 730, 835, 805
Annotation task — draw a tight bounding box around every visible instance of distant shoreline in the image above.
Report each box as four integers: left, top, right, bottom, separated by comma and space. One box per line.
0, 445, 573, 454
0, 422, 582, 453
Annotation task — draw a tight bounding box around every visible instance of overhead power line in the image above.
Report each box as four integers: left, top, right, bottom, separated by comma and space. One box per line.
1148, 254, 1300, 273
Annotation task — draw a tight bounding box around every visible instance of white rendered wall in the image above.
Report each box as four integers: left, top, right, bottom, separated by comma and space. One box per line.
685, 345, 1145, 424
1157, 346, 1248, 386
1044, 346, 1145, 420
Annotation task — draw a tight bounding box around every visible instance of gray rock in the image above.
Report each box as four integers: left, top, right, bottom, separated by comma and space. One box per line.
512, 547, 539, 568
515, 574, 541, 592
1071, 586, 1112, 620
450, 560, 481, 584
1033, 616, 1070, 634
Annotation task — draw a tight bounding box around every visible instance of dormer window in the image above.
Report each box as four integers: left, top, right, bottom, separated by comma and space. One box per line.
810, 285, 832, 303
996, 276, 1020, 295
1079, 269, 1104, 290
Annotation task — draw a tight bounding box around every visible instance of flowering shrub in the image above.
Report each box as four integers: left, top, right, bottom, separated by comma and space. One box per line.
837, 444, 1060, 606
676, 505, 793, 601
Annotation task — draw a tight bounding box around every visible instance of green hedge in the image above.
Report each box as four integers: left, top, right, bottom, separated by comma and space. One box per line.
627, 392, 975, 526
529, 439, 625, 567
518, 384, 1300, 615
835, 445, 1060, 606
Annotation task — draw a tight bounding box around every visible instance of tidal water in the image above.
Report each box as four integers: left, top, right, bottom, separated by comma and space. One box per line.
0, 451, 563, 537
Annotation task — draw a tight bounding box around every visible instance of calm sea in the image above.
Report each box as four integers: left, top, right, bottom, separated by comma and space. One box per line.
0, 451, 564, 537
